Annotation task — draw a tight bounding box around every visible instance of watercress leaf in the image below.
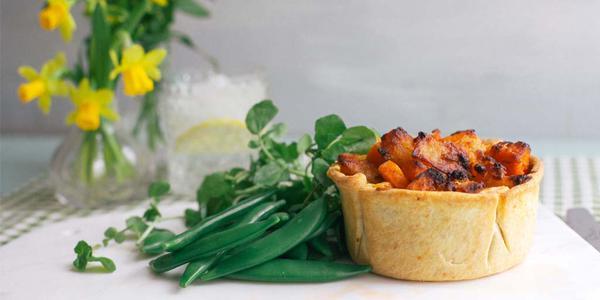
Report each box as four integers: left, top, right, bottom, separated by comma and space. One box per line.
114, 232, 126, 243
126, 216, 147, 235
271, 141, 299, 162
297, 134, 312, 154
314, 114, 346, 150
175, 0, 210, 17
254, 161, 286, 186
264, 122, 287, 138
148, 181, 170, 199
248, 139, 260, 149
311, 158, 333, 186
143, 207, 161, 222
245, 100, 278, 134
104, 227, 118, 239
206, 195, 232, 215
73, 240, 93, 271
91, 256, 116, 273
184, 208, 203, 228
196, 172, 233, 205
321, 126, 379, 162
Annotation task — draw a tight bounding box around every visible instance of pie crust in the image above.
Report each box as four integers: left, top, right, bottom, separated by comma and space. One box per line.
327, 156, 543, 281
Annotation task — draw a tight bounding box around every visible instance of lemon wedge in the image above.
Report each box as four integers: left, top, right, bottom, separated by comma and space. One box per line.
174, 118, 252, 154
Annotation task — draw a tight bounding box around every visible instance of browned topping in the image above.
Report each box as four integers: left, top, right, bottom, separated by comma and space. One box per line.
337, 127, 534, 193
338, 153, 381, 183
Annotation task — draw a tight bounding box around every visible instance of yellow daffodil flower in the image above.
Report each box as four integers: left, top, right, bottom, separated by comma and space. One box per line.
17, 52, 69, 114
110, 44, 167, 96
66, 79, 119, 131
39, 0, 76, 42
152, 0, 168, 7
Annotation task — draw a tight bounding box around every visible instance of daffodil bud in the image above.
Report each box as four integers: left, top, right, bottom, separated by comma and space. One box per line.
18, 80, 46, 103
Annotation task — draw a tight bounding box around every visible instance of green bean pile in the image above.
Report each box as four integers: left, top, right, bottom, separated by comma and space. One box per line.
72, 100, 377, 287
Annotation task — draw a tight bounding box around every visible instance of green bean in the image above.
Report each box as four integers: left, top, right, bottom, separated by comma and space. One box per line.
162, 190, 275, 252
179, 255, 221, 288
200, 197, 327, 281
308, 234, 333, 258
227, 259, 371, 282
304, 211, 341, 242
237, 200, 286, 225
150, 214, 284, 273
283, 242, 308, 260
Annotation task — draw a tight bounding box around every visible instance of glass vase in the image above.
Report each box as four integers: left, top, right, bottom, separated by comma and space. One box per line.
50, 123, 153, 207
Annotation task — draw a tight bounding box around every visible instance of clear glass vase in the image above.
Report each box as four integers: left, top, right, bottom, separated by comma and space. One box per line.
50, 123, 153, 207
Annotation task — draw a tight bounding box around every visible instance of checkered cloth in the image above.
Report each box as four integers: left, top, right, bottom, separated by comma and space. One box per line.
1, 155, 599, 246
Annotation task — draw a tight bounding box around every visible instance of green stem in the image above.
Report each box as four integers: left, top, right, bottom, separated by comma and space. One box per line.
258, 137, 306, 177
98, 121, 134, 182
78, 131, 97, 184
123, 0, 149, 34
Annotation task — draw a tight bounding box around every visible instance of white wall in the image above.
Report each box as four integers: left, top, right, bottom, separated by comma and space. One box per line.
2, 0, 600, 139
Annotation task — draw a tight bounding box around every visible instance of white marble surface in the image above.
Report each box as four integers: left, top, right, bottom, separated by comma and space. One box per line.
0, 203, 598, 300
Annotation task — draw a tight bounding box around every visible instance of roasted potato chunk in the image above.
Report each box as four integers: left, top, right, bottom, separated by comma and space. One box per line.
338, 153, 381, 183
378, 160, 409, 188
488, 141, 531, 175
367, 142, 387, 166
413, 133, 469, 177
442, 129, 486, 165
380, 128, 424, 180
406, 168, 448, 191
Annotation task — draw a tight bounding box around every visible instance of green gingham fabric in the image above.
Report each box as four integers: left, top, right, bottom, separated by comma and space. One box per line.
1, 155, 599, 247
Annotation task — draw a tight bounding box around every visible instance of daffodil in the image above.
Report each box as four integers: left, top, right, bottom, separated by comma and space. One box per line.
66, 79, 119, 131
152, 0, 168, 7
17, 52, 69, 114
39, 0, 76, 42
110, 44, 167, 96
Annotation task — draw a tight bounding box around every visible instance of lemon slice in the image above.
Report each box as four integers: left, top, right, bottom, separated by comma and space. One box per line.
174, 118, 252, 154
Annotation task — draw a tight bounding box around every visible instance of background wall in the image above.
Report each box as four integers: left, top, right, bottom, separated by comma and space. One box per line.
2, 0, 600, 139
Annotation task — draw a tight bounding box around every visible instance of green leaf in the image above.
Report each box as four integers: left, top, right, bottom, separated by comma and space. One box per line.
89, 5, 111, 88
148, 181, 170, 198
297, 134, 312, 154
184, 208, 203, 227
126, 216, 148, 235
104, 227, 118, 239
143, 207, 161, 222
90, 257, 116, 273
176, 0, 210, 17
196, 172, 233, 205
73, 240, 93, 271
314, 114, 346, 150
263, 123, 287, 139
245, 100, 278, 134
270, 141, 299, 163
311, 158, 333, 186
321, 126, 379, 162
254, 161, 287, 186
103, 227, 118, 246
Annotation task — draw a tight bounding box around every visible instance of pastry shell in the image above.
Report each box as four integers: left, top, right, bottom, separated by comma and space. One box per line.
327, 156, 543, 281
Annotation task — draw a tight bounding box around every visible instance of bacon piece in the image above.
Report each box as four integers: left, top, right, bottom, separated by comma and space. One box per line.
413, 133, 470, 177
338, 153, 381, 183
488, 141, 531, 176
378, 160, 409, 188
366, 142, 386, 166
